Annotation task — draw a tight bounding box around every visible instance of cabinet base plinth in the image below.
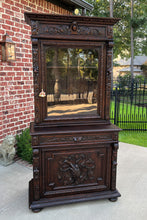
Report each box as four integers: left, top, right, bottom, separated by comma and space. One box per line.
29, 179, 121, 211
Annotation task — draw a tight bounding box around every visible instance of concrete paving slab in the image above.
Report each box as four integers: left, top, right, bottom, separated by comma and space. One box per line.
0, 142, 147, 220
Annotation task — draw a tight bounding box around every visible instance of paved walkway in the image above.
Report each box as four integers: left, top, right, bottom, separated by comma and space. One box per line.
0, 142, 147, 220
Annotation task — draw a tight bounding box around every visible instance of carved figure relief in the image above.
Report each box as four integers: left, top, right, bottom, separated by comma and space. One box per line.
32, 46, 40, 123
33, 149, 40, 200
105, 42, 113, 120
78, 26, 106, 37
111, 143, 118, 191
32, 47, 39, 87
39, 24, 70, 35
58, 153, 96, 186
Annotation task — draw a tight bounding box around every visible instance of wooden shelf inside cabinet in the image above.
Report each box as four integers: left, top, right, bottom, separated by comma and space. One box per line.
25, 13, 121, 212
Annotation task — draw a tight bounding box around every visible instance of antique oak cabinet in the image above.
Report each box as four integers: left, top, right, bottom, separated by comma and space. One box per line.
25, 13, 121, 212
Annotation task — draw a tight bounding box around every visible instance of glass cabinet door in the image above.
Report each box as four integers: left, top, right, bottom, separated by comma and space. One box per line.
45, 47, 100, 118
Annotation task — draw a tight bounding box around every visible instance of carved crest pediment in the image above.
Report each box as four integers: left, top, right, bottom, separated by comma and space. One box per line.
30, 20, 106, 38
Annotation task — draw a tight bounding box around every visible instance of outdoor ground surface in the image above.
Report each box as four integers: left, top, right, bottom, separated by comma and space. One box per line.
0, 142, 147, 220
119, 131, 147, 147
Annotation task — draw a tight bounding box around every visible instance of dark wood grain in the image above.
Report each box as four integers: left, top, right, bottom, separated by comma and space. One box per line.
25, 13, 121, 212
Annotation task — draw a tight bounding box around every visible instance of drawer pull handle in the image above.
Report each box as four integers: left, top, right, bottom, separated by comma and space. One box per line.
73, 137, 82, 142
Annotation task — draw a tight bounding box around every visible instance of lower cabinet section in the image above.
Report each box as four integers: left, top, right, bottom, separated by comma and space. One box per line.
41, 144, 111, 198
29, 140, 121, 212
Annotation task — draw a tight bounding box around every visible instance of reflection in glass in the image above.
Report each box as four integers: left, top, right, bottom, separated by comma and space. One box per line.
46, 48, 99, 117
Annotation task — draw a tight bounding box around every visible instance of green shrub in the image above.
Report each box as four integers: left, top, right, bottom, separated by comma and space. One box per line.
116, 73, 146, 89
16, 128, 33, 164
116, 73, 132, 89
134, 75, 145, 83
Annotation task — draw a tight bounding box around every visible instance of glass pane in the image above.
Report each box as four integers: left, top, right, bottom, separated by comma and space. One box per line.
46, 48, 99, 117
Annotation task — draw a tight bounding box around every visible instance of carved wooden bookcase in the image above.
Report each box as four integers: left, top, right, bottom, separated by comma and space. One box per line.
25, 13, 121, 212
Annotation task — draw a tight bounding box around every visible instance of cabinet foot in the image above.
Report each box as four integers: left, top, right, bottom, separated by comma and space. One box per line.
32, 208, 42, 213
109, 197, 118, 202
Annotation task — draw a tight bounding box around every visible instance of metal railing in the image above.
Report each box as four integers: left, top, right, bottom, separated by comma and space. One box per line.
110, 80, 147, 131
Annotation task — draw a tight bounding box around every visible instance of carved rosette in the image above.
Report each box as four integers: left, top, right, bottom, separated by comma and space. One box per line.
57, 154, 96, 186
32, 46, 40, 123
70, 21, 78, 34
33, 149, 40, 200
106, 41, 113, 120
111, 143, 119, 191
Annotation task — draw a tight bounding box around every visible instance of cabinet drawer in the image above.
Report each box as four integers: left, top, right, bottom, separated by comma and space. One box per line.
38, 133, 114, 146
40, 144, 111, 198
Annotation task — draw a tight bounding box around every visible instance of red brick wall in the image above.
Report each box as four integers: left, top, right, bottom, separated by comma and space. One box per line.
0, 0, 71, 143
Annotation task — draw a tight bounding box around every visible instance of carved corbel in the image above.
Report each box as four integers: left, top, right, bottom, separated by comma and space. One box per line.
112, 132, 118, 141
32, 136, 39, 146
107, 26, 113, 39
31, 20, 39, 35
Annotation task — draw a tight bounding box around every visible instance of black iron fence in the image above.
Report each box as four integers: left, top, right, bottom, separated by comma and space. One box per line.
110, 80, 147, 131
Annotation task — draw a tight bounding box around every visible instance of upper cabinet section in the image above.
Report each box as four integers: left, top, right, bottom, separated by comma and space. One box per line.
25, 13, 120, 41
25, 13, 120, 126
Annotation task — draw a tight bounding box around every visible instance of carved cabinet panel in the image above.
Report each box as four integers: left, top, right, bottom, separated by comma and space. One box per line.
41, 145, 111, 198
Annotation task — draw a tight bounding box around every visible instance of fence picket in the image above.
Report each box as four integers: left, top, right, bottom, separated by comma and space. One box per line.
110, 80, 147, 131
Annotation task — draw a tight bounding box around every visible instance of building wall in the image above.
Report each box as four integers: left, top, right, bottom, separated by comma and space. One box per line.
113, 66, 124, 80
113, 65, 143, 79
0, 0, 71, 143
